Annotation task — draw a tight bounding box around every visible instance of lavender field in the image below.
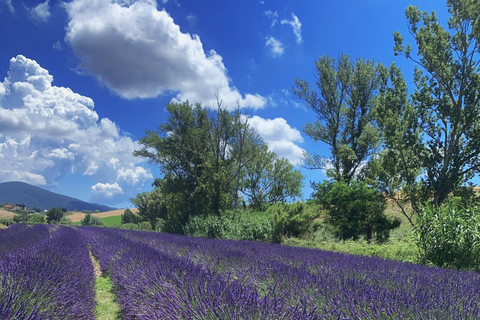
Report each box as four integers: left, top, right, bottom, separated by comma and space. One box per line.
1, 224, 479, 319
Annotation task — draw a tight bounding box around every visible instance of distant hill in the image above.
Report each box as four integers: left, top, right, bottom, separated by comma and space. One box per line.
0, 181, 115, 212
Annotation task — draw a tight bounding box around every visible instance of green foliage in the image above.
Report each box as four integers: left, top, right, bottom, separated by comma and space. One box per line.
0, 218, 15, 226
184, 210, 274, 242
46, 207, 65, 224
131, 188, 167, 230
393, 1, 480, 207
134, 101, 304, 233
267, 202, 320, 243
315, 180, 400, 243
59, 216, 73, 225
413, 201, 480, 271
243, 144, 303, 211
13, 212, 29, 223
27, 214, 45, 224
82, 212, 105, 226
294, 54, 383, 183
121, 209, 143, 224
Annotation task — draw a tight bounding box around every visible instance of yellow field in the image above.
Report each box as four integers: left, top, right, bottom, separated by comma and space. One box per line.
67, 208, 138, 222
0, 209, 16, 220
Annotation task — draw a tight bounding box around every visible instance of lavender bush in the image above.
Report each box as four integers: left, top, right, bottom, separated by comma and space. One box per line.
0, 225, 96, 319
79, 227, 480, 319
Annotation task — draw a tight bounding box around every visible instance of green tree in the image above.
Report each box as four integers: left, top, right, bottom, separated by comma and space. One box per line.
81, 212, 105, 226
394, 0, 480, 207
121, 208, 143, 224
46, 207, 65, 224
243, 144, 303, 210
131, 188, 167, 230
371, 63, 426, 225
315, 180, 400, 242
294, 54, 383, 184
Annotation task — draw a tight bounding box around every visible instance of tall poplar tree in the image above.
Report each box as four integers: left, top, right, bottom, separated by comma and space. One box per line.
394, 0, 480, 207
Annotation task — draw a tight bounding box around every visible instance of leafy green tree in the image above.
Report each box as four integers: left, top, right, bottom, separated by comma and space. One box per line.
243, 144, 303, 210
81, 212, 105, 226
121, 208, 143, 224
394, 0, 480, 207
131, 188, 167, 231
315, 180, 400, 242
371, 63, 426, 224
46, 207, 65, 224
294, 54, 383, 184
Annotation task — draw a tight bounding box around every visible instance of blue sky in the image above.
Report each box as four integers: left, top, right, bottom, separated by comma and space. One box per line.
0, 0, 449, 208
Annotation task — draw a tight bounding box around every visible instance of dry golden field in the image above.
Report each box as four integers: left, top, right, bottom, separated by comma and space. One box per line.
0, 209, 16, 220
67, 208, 138, 222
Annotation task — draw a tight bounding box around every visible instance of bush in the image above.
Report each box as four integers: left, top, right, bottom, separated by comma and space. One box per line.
184, 210, 274, 242
81, 212, 105, 226
413, 201, 480, 271
0, 218, 15, 226
28, 214, 45, 224
315, 180, 400, 243
59, 216, 73, 225
13, 213, 29, 223
267, 202, 320, 243
46, 207, 65, 224
121, 209, 143, 224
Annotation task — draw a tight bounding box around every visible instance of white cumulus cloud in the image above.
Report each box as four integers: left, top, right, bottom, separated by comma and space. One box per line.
91, 182, 123, 198
0, 55, 153, 204
29, 0, 51, 23
64, 0, 266, 109
265, 36, 284, 57
247, 115, 305, 165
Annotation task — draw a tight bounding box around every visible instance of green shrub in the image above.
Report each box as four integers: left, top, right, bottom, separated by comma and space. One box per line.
27, 214, 45, 224
267, 202, 320, 243
59, 216, 73, 225
121, 209, 143, 224
315, 180, 400, 243
0, 218, 15, 226
184, 210, 274, 242
13, 213, 29, 223
413, 201, 480, 271
81, 212, 105, 226
46, 207, 65, 224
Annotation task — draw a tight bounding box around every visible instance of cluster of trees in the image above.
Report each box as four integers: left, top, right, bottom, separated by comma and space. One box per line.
294, 0, 480, 243
133, 101, 304, 232
129, 0, 480, 253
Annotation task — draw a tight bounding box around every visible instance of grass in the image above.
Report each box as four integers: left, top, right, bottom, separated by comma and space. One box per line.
100, 215, 122, 226
283, 203, 419, 263
95, 276, 121, 320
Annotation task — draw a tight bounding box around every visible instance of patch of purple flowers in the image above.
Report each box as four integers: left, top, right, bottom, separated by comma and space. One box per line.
0, 224, 96, 319
79, 227, 480, 319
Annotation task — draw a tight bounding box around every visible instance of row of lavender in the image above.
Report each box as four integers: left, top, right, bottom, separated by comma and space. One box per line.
0, 224, 96, 319
79, 227, 480, 319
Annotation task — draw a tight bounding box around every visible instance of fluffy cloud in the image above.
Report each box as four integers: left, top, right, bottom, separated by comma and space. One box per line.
0, 55, 153, 204
265, 36, 284, 57
91, 182, 123, 198
65, 0, 266, 109
247, 116, 305, 165
29, 0, 51, 23
281, 13, 303, 44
